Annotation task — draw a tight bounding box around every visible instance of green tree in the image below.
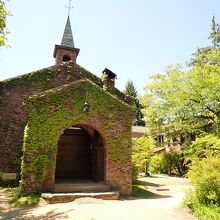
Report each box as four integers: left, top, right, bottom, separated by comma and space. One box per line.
124, 80, 145, 126
184, 134, 220, 160
141, 48, 220, 144
140, 17, 220, 219
188, 46, 213, 67
132, 136, 154, 168
132, 136, 154, 181
189, 17, 220, 67
209, 16, 220, 48
0, 0, 9, 47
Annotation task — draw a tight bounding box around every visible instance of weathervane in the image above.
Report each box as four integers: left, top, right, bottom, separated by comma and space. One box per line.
65, 0, 73, 15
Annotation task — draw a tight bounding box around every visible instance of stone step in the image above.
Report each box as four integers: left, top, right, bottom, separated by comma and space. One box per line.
54, 182, 111, 193
42, 191, 120, 204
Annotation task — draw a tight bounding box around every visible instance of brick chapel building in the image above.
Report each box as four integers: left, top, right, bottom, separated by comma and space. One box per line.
0, 16, 134, 195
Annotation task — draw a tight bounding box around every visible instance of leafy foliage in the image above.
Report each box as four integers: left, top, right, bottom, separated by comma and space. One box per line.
184, 134, 220, 159
0, 187, 40, 207
187, 156, 220, 205
149, 152, 185, 175
188, 46, 213, 67
132, 166, 139, 183
124, 80, 145, 126
20, 79, 134, 193
183, 189, 220, 220
141, 48, 220, 143
9, 187, 40, 207
209, 16, 220, 48
148, 154, 165, 174
0, 0, 10, 47
182, 155, 220, 220
132, 136, 154, 168
132, 136, 154, 181
141, 17, 220, 220
141, 18, 220, 144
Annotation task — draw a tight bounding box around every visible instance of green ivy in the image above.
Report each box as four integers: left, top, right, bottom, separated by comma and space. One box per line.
1, 68, 55, 89
106, 136, 132, 163
0, 61, 127, 104
20, 79, 134, 193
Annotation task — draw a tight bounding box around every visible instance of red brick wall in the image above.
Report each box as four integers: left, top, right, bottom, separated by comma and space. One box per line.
0, 62, 133, 195
55, 49, 78, 65
39, 120, 133, 195
0, 62, 91, 175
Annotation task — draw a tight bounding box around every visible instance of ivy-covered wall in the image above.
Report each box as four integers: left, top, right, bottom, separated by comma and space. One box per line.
21, 79, 134, 194
0, 61, 129, 181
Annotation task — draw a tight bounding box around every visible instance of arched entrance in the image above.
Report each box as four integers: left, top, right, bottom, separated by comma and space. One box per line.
55, 125, 104, 183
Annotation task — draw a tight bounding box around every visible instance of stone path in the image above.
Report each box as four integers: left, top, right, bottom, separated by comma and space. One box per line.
0, 175, 197, 220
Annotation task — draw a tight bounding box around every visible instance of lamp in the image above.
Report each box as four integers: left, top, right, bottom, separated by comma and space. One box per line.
83, 101, 89, 112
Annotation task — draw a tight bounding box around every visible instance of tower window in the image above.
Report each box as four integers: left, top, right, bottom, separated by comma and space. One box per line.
63, 55, 71, 62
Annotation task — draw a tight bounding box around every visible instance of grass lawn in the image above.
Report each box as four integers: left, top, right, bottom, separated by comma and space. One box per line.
132, 180, 157, 198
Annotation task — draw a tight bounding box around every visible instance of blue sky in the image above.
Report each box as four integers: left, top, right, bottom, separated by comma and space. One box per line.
0, 0, 219, 94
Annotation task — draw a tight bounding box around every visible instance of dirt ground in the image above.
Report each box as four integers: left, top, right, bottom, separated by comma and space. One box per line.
0, 175, 197, 220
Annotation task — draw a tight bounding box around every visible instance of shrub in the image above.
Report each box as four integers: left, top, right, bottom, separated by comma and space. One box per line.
149, 152, 185, 175
187, 156, 220, 205
182, 135, 220, 220
9, 187, 40, 207
149, 154, 165, 174
182, 190, 220, 220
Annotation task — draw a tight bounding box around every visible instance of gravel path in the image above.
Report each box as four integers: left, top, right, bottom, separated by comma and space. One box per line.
0, 175, 197, 220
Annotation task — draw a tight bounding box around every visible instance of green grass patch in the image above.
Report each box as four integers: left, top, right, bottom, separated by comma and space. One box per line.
132, 180, 158, 198
132, 185, 152, 197
8, 187, 40, 207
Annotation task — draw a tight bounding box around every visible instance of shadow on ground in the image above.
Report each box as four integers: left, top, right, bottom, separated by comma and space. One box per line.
122, 185, 172, 201
0, 190, 73, 220
0, 207, 73, 220
135, 179, 164, 187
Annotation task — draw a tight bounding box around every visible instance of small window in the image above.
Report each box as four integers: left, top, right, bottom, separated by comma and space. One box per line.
63, 55, 71, 62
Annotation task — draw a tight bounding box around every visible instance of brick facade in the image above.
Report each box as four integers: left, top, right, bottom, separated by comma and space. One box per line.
0, 61, 133, 195
53, 46, 80, 65
0, 62, 91, 176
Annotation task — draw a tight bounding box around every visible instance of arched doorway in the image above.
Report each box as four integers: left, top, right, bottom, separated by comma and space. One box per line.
55, 125, 104, 183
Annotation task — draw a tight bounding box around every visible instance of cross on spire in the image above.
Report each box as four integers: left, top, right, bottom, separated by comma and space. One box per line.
65, 0, 73, 15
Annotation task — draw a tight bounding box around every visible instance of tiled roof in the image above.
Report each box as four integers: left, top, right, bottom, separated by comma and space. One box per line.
132, 126, 146, 138
132, 126, 146, 133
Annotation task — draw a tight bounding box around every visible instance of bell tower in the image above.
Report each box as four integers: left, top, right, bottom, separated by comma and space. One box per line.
53, 16, 80, 65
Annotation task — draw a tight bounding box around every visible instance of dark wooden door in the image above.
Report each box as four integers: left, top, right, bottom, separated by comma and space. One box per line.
91, 131, 104, 182
55, 129, 91, 179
